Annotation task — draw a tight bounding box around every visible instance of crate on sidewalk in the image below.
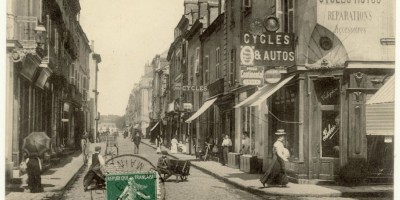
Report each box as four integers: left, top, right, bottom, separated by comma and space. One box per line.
240, 154, 258, 173
227, 152, 241, 169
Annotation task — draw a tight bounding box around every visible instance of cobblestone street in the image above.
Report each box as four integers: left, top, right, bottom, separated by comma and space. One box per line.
56, 135, 392, 200
61, 136, 266, 200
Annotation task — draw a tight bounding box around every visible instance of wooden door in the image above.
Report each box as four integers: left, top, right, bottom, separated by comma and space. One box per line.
312, 78, 341, 180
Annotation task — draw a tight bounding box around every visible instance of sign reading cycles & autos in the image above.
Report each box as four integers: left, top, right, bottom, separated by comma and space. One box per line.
240, 32, 295, 67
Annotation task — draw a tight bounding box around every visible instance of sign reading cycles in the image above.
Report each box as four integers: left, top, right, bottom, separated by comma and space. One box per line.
240, 32, 295, 67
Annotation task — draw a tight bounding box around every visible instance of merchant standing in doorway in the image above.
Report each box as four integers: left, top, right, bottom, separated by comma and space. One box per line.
133, 132, 141, 154
221, 135, 232, 166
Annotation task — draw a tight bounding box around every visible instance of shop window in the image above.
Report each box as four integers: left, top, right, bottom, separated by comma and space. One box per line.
321, 111, 340, 158
270, 83, 299, 159
314, 78, 340, 158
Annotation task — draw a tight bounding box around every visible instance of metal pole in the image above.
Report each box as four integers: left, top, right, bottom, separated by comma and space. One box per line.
188, 122, 191, 155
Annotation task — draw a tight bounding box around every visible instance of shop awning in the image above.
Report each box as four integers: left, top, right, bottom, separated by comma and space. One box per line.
366, 75, 395, 136
185, 97, 218, 123
234, 75, 295, 108
150, 121, 160, 132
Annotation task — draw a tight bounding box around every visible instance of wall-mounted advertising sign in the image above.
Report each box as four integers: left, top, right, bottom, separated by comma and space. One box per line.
240, 32, 295, 67
317, 0, 393, 61
181, 85, 208, 92
240, 66, 264, 86
264, 69, 282, 84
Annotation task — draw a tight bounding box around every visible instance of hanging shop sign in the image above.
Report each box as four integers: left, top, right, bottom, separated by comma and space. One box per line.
181, 85, 208, 92
264, 69, 282, 84
240, 32, 295, 67
240, 66, 264, 86
208, 78, 224, 97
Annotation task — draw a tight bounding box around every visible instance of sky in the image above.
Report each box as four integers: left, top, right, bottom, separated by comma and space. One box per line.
79, 0, 183, 116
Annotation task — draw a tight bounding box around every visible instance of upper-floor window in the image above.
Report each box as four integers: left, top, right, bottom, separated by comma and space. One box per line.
230, 0, 235, 28
70, 64, 75, 84
229, 48, 236, 85
195, 47, 200, 75
276, 0, 294, 33
54, 29, 59, 55
216, 47, 220, 78
204, 56, 209, 85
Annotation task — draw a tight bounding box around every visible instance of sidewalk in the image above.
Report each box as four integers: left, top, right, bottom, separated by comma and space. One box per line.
5, 145, 95, 200
142, 139, 393, 198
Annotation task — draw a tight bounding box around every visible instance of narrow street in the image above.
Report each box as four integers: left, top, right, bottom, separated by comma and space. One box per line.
61, 135, 265, 200
58, 135, 391, 200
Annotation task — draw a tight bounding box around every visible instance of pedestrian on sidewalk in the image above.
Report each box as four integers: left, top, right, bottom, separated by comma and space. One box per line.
241, 131, 250, 154
84, 146, 105, 191
26, 152, 43, 193
221, 135, 232, 166
133, 132, 141, 154
170, 136, 178, 154
156, 135, 163, 154
260, 129, 289, 188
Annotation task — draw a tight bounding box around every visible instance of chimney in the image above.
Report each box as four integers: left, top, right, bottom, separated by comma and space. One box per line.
198, 1, 209, 27
91, 40, 95, 52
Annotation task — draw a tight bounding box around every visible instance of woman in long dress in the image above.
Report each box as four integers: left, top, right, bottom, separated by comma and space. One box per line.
26, 152, 43, 193
260, 129, 289, 187
170, 137, 178, 154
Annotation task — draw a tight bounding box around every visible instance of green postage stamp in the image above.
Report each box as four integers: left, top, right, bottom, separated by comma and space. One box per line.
106, 171, 159, 200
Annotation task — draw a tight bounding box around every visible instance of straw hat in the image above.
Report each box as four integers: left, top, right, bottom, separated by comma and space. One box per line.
275, 129, 287, 135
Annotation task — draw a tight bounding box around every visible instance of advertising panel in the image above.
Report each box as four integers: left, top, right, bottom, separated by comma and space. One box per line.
317, 0, 394, 60
240, 32, 295, 67
240, 66, 264, 86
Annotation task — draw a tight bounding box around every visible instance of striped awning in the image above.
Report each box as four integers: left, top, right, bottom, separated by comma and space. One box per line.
367, 75, 394, 105
150, 121, 160, 132
185, 97, 218, 123
366, 75, 395, 136
234, 75, 295, 108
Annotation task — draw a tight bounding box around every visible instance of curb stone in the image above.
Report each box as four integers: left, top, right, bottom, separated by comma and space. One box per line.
141, 141, 393, 198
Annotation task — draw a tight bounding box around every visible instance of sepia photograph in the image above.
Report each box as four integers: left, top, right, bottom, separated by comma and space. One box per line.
2, 0, 398, 199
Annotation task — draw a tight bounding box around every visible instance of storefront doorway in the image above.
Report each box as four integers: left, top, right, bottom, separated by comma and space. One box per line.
311, 78, 341, 180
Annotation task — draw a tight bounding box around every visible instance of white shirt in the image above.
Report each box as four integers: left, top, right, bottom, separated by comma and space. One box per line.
273, 140, 288, 161
222, 138, 232, 147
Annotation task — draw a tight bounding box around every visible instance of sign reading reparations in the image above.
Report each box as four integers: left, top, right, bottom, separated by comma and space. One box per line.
240, 32, 295, 67
106, 172, 159, 200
